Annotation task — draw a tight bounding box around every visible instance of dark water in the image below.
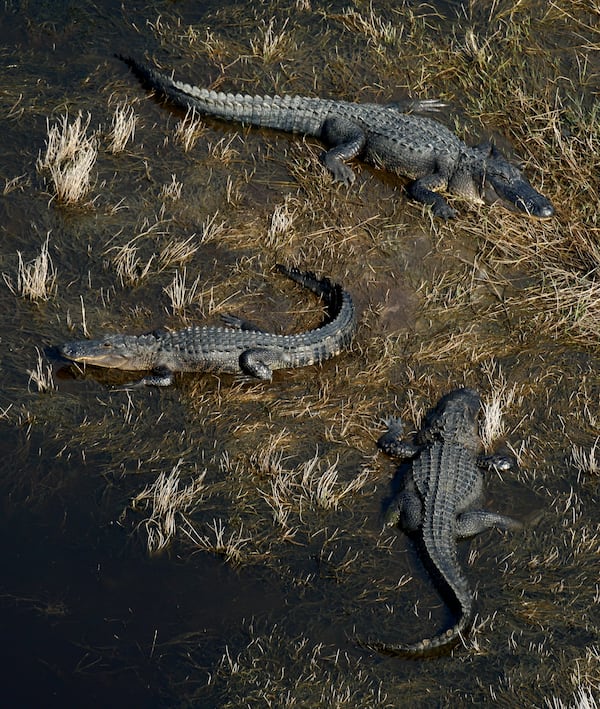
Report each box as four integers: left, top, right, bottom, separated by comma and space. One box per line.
1, 1, 599, 706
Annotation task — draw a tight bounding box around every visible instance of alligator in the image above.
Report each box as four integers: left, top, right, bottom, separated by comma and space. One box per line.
59, 265, 356, 387
118, 55, 554, 220
362, 387, 522, 657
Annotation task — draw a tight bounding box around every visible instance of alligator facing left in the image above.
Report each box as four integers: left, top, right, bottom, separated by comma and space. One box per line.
59, 265, 356, 387
118, 55, 554, 220
362, 387, 522, 657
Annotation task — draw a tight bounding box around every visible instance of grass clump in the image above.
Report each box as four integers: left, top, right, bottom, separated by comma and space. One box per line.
106, 100, 138, 153
130, 459, 207, 555
37, 112, 97, 204
4, 234, 57, 301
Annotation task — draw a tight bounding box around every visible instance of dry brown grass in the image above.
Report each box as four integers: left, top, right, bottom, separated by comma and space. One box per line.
4, 233, 57, 301
37, 112, 97, 204
106, 100, 138, 153
130, 460, 207, 554
174, 108, 206, 152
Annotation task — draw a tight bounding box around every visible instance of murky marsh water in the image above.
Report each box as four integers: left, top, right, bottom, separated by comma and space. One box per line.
0, 1, 598, 706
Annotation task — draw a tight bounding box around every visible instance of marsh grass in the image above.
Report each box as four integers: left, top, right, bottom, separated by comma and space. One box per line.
4, 234, 57, 301
181, 517, 251, 565
108, 240, 155, 287
336, 6, 398, 48
37, 112, 97, 204
3, 174, 27, 195
131, 459, 207, 554
159, 174, 183, 201
163, 268, 203, 315
250, 18, 294, 62
479, 361, 519, 451
174, 108, 206, 152
107, 100, 138, 153
22, 1, 600, 705
207, 134, 240, 164
266, 195, 297, 248
570, 440, 600, 477
158, 233, 199, 269
27, 348, 56, 393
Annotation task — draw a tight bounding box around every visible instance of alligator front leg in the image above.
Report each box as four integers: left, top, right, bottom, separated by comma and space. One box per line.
407, 173, 457, 219
320, 117, 367, 185
377, 417, 420, 459
121, 366, 175, 388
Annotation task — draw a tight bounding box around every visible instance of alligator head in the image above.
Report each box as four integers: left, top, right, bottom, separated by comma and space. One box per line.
60, 333, 159, 370
451, 143, 554, 218
479, 143, 554, 218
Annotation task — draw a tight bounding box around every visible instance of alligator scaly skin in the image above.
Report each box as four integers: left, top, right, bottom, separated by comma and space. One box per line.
118, 55, 554, 220
363, 388, 521, 657
59, 265, 356, 387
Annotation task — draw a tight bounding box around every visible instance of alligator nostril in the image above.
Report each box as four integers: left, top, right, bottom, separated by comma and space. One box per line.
538, 203, 555, 218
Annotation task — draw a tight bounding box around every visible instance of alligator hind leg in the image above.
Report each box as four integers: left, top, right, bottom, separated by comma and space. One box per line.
477, 452, 516, 473
320, 117, 367, 185
384, 488, 423, 530
407, 174, 457, 220
238, 347, 283, 380
456, 510, 522, 538
221, 314, 267, 333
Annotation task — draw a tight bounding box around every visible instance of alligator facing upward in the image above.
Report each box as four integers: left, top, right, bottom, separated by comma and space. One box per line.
363, 388, 522, 657
59, 265, 356, 387
118, 55, 554, 220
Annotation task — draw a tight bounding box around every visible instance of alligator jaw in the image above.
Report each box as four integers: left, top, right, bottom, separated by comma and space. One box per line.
491, 177, 555, 219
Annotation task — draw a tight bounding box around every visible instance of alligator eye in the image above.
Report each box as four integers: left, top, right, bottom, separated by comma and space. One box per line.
102, 342, 112, 348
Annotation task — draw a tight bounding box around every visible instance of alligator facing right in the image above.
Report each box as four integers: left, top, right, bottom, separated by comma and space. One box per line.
362, 388, 522, 657
119, 55, 555, 220
59, 265, 356, 387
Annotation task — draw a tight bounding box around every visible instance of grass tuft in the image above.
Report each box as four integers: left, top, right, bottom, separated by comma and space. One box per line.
107, 100, 138, 153
4, 234, 57, 301
37, 112, 97, 204
131, 460, 207, 555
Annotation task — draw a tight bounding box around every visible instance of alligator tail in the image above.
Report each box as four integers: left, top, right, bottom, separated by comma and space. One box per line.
359, 607, 473, 659
117, 55, 332, 136
360, 534, 475, 658
275, 264, 356, 350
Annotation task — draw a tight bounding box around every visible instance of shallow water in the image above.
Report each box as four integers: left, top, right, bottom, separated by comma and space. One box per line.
0, 0, 598, 706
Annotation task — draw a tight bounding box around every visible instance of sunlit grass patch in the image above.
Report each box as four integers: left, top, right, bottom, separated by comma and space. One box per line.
27, 348, 56, 393
108, 239, 155, 287
158, 233, 199, 269
250, 17, 294, 62
130, 459, 206, 555
571, 439, 600, 477
159, 174, 183, 201
4, 234, 57, 301
181, 517, 251, 565
106, 100, 138, 153
174, 107, 206, 152
480, 360, 519, 451
37, 112, 97, 204
163, 267, 203, 314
